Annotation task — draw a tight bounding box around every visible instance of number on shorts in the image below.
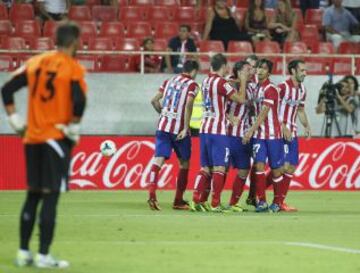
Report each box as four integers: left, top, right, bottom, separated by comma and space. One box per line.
252, 144, 260, 158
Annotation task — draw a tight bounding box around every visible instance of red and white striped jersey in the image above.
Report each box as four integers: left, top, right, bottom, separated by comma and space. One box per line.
227, 83, 254, 137
157, 74, 199, 134
278, 78, 306, 137
252, 78, 282, 139
200, 73, 237, 135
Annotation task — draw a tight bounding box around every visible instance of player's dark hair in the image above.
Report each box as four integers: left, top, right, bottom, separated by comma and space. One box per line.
56, 21, 81, 48
183, 60, 199, 73
257, 58, 273, 73
211, 53, 227, 71
343, 75, 359, 91
179, 24, 191, 32
233, 61, 250, 78
246, 54, 258, 63
288, 59, 305, 75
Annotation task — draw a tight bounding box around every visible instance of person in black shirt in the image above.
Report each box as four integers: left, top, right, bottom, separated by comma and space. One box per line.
164, 24, 197, 74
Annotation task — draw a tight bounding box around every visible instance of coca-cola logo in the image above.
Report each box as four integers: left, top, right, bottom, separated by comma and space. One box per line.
69, 141, 175, 189
295, 142, 360, 189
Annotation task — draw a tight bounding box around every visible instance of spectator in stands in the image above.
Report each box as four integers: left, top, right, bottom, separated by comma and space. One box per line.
269, 0, 299, 45
343, 75, 359, 133
316, 79, 357, 137
323, 0, 360, 49
163, 25, 197, 74
202, 0, 249, 50
245, 0, 272, 43
343, 0, 360, 21
135, 37, 162, 73
100, 0, 118, 13
300, 0, 320, 16
37, 0, 70, 21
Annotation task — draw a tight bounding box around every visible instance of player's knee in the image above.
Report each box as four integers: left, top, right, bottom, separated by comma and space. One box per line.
238, 169, 249, 178
255, 163, 265, 172
179, 160, 189, 169
213, 166, 225, 173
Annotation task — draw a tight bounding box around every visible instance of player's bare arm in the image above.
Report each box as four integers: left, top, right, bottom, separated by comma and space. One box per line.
282, 123, 292, 141
177, 96, 195, 141
298, 106, 311, 138
151, 91, 163, 114
229, 76, 247, 104
243, 105, 270, 144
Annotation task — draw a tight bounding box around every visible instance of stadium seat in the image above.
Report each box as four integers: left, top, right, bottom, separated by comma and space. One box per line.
304, 57, 332, 75
99, 22, 125, 40
0, 20, 12, 37
338, 42, 359, 54
284, 41, 308, 54
154, 0, 178, 6
294, 8, 304, 28
14, 20, 41, 42
189, 22, 204, 35
2, 37, 26, 49
300, 24, 320, 44
78, 21, 97, 45
333, 57, 352, 75
153, 39, 167, 51
148, 6, 175, 23
88, 37, 113, 50
197, 7, 208, 23
43, 21, 59, 38
355, 58, 360, 75
92, 5, 117, 22
0, 4, 8, 19
119, 6, 147, 21
255, 41, 281, 53
154, 22, 178, 39
234, 0, 248, 7
312, 42, 335, 54
174, 7, 197, 23
179, 0, 198, 6
114, 38, 140, 51
76, 55, 99, 72
99, 55, 130, 72
198, 40, 225, 52
69, 6, 92, 21
227, 41, 253, 53
9, 4, 34, 21
117, 0, 128, 6
28, 37, 55, 50
304, 9, 323, 28
126, 22, 152, 39
0, 55, 14, 71
129, 0, 153, 5
85, 0, 101, 6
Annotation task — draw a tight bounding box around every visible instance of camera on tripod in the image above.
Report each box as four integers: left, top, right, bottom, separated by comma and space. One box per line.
319, 82, 342, 114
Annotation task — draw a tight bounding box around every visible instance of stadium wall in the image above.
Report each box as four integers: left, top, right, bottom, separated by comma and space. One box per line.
0, 135, 359, 191
0, 73, 349, 136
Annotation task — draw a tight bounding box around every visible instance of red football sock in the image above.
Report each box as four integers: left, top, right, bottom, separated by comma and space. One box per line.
174, 168, 189, 203
266, 173, 273, 189
282, 173, 293, 203
229, 176, 247, 206
192, 170, 210, 203
248, 167, 257, 200
272, 175, 284, 205
255, 171, 266, 202
200, 178, 211, 203
211, 171, 225, 207
149, 164, 161, 200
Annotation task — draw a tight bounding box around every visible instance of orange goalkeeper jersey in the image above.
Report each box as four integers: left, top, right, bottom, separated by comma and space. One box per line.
24, 51, 87, 144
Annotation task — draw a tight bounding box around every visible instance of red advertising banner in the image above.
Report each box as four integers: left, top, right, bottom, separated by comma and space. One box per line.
0, 135, 359, 190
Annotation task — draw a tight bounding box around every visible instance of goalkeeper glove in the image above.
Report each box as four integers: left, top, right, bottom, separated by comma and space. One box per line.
7, 113, 26, 136
55, 123, 80, 143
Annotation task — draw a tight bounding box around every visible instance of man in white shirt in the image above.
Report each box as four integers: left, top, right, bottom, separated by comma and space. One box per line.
37, 0, 70, 21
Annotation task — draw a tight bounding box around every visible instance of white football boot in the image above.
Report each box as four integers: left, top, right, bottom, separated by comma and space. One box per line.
15, 249, 33, 267
34, 253, 70, 269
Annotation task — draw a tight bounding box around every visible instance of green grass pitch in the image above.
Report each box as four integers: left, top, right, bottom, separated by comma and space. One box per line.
0, 191, 360, 273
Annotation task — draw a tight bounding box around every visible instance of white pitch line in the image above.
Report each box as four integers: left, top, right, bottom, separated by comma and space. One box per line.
285, 242, 360, 254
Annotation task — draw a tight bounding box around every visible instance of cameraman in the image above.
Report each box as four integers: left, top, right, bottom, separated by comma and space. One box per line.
316, 79, 357, 137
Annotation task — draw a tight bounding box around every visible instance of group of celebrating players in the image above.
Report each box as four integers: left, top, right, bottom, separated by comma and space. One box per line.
148, 53, 311, 213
